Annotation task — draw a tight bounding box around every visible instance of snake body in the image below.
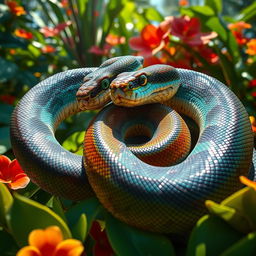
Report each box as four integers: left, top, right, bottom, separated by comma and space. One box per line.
10, 56, 255, 233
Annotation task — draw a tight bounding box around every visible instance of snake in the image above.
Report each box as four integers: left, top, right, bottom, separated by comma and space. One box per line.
10, 56, 255, 234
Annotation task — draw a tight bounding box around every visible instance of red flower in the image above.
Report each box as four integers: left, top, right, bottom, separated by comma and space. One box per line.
161, 16, 217, 46
129, 24, 168, 56
249, 79, 256, 88
252, 91, 256, 97
90, 221, 114, 256
228, 21, 251, 45
41, 45, 56, 53
40, 21, 72, 37
0, 155, 30, 190
6, 1, 26, 16
89, 44, 112, 56
194, 46, 219, 64
14, 29, 33, 39
0, 94, 16, 105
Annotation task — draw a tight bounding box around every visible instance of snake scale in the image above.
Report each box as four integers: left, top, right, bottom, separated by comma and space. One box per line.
10, 56, 256, 233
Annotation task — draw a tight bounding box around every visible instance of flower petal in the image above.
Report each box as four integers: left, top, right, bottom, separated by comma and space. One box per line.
129, 36, 147, 51
8, 174, 30, 190
9, 159, 24, 177
141, 24, 161, 48
54, 239, 84, 256
0, 155, 11, 180
16, 246, 41, 256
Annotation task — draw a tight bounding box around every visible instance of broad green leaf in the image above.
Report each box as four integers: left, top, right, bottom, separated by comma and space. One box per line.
205, 200, 251, 233
0, 127, 11, 154
105, 213, 175, 256
221, 232, 256, 256
0, 183, 13, 227
7, 193, 71, 246
186, 215, 242, 256
66, 197, 102, 237
47, 196, 67, 223
71, 213, 87, 242
190, 6, 215, 16
205, 0, 222, 13
62, 131, 85, 155
206, 16, 227, 41
0, 57, 18, 82
0, 104, 14, 125
221, 187, 256, 229
0, 228, 18, 256
237, 2, 256, 22
145, 7, 163, 22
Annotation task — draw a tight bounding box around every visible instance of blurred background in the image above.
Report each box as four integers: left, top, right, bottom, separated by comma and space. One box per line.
0, 0, 255, 156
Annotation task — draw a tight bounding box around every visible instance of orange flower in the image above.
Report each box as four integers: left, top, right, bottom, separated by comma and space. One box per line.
14, 29, 33, 39
41, 45, 56, 53
246, 39, 256, 56
0, 155, 30, 190
106, 34, 125, 46
17, 226, 84, 256
228, 21, 251, 45
249, 116, 256, 133
6, 1, 26, 16
179, 0, 189, 6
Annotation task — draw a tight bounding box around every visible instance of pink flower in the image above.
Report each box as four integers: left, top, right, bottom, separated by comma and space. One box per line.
40, 21, 72, 37
161, 16, 217, 46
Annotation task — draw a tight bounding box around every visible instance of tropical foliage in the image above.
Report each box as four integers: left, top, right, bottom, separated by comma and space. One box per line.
0, 0, 256, 255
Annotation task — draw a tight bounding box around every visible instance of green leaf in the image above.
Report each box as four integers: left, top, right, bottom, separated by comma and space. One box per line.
205, 200, 251, 233
205, 0, 222, 13
221, 232, 256, 256
145, 7, 163, 21
66, 197, 102, 237
0, 127, 11, 154
17, 70, 39, 88
105, 213, 175, 256
62, 131, 85, 155
186, 215, 243, 256
237, 2, 256, 22
0, 183, 13, 227
190, 6, 215, 16
47, 196, 67, 223
0, 57, 18, 82
7, 193, 71, 247
71, 213, 87, 242
0, 228, 18, 256
0, 32, 27, 49
0, 104, 14, 125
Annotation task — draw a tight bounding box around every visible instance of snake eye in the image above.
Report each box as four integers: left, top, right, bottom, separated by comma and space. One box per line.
139, 74, 147, 86
101, 79, 110, 90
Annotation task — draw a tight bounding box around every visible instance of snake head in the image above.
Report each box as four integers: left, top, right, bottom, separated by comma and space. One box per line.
76, 56, 144, 110
110, 64, 180, 107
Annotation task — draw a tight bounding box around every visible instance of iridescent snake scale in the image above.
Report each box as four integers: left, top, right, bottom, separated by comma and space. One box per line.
10, 56, 256, 233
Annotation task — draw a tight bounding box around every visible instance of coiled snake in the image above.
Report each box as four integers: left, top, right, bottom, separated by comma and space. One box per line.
11, 56, 256, 233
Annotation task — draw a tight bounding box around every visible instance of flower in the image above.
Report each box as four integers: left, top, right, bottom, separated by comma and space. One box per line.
0, 94, 16, 104
179, 0, 189, 6
40, 21, 72, 37
161, 16, 217, 46
228, 21, 251, 45
90, 221, 114, 256
41, 45, 56, 53
194, 45, 219, 64
0, 155, 30, 190
14, 29, 33, 39
17, 226, 84, 256
89, 44, 112, 56
6, 1, 26, 16
248, 79, 256, 88
249, 116, 256, 133
129, 24, 169, 56
246, 39, 256, 56
105, 34, 126, 46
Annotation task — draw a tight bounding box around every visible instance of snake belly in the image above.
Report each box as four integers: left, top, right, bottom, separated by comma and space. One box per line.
10, 68, 96, 200
84, 68, 255, 233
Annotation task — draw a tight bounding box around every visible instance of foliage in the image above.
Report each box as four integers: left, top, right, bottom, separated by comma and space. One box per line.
0, 0, 256, 255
